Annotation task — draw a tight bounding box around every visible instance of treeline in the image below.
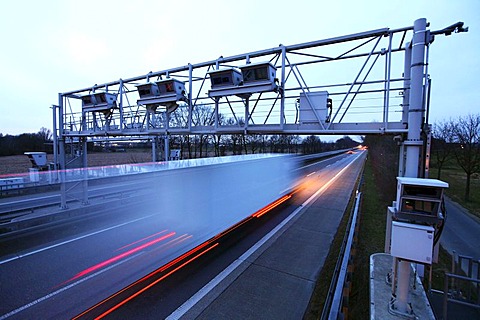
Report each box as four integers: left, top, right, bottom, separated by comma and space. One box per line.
170, 133, 359, 157
102, 134, 360, 158
432, 113, 480, 201
361, 114, 480, 202
2, 104, 360, 158
0, 128, 53, 156
1, 125, 360, 158
152, 105, 359, 157
362, 134, 399, 202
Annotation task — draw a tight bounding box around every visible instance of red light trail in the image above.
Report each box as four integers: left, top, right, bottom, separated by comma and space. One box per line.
65, 231, 175, 284
115, 230, 168, 251
73, 193, 292, 318
252, 194, 292, 218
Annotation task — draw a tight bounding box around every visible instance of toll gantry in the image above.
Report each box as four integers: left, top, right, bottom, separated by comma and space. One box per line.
55, 21, 429, 166
51, 18, 468, 319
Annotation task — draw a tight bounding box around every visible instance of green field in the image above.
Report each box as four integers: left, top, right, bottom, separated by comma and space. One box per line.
429, 163, 480, 218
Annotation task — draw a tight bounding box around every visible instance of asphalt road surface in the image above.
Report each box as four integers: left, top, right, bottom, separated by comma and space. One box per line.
0, 151, 363, 319
440, 197, 480, 275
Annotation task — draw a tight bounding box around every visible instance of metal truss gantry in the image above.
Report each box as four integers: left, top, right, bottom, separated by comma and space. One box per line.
55, 21, 419, 142
52, 18, 468, 178
52, 17, 468, 318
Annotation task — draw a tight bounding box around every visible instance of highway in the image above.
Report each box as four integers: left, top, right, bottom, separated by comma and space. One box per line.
0, 151, 365, 319
441, 198, 480, 262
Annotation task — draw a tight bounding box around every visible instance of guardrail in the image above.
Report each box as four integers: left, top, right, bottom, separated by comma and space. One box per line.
296, 148, 354, 162
427, 253, 480, 319
0, 177, 154, 220
321, 154, 365, 320
325, 192, 362, 320
442, 273, 480, 319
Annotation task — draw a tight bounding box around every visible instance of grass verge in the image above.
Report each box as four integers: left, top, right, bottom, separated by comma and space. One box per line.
430, 166, 480, 218
348, 156, 388, 319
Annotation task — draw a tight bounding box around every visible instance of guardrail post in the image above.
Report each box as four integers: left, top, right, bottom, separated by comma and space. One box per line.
443, 273, 449, 320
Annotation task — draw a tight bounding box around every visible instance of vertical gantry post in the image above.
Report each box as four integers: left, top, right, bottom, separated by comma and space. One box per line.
405, 18, 427, 178
424, 124, 432, 178
398, 144, 405, 178
395, 18, 429, 315
58, 93, 67, 209
188, 63, 193, 131
119, 79, 124, 132
164, 134, 170, 161
214, 97, 219, 130
397, 41, 412, 179
52, 104, 58, 174
384, 33, 393, 129
80, 104, 89, 205
81, 136, 89, 205
402, 42, 412, 127
152, 137, 157, 162
245, 97, 249, 131
280, 45, 286, 130
165, 111, 170, 161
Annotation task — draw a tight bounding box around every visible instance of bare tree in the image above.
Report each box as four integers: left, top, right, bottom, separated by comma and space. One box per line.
246, 134, 262, 154
260, 135, 268, 153
269, 135, 280, 153
432, 120, 454, 179
290, 135, 302, 154
452, 114, 480, 201
170, 106, 191, 158
192, 105, 215, 158
226, 117, 244, 155
302, 135, 322, 154
211, 113, 226, 156
37, 127, 53, 141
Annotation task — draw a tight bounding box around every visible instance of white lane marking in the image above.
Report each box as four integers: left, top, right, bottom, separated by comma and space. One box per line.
0, 253, 142, 320
299, 156, 336, 170
0, 214, 157, 265
166, 152, 363, 320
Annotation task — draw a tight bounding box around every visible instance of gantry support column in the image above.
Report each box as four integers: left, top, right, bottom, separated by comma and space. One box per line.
394, 18, 429, 315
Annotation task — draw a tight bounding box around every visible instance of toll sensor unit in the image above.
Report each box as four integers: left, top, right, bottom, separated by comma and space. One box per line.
385, 177, 448, 264
208, 62, 278, 98
299, 91, 333, 124
136, 78, 187, 113
394, 177, 448, 224
390, 221, 435, 264
81, 92, 118, 115
208, 68, 243, 97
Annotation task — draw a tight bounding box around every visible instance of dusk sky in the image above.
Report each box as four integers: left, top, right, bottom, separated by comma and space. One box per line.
0, 0, 478, 136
